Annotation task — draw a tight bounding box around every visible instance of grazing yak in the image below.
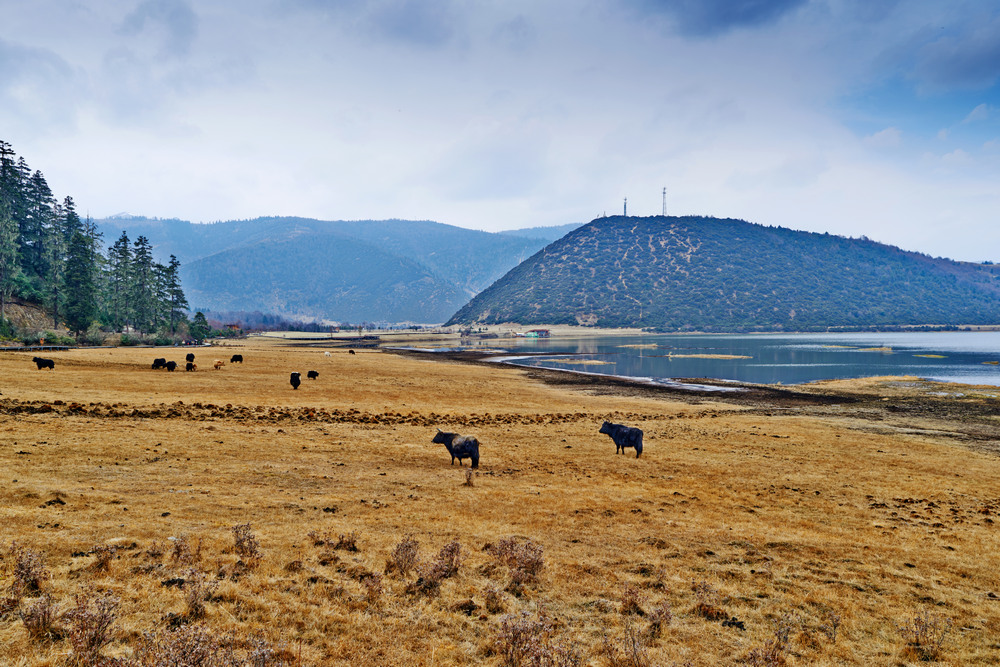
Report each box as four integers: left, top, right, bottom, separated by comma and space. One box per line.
213, 359, 225, 370
599, 421, 643, 458
152, 358, 167, 370
186, 352, 195, 363
230, 354, 243, 363
185, 362, 197, 371
165, 360, 177, 371
432, 430, 480, 468
324, 351, 331, 357
307, 370, 319, 379
290, 372, 301, 390
348, 349, 356, 355
32, 357, 55, 370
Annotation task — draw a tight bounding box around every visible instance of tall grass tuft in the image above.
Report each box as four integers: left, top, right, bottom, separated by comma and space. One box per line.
65, 589, 120, 666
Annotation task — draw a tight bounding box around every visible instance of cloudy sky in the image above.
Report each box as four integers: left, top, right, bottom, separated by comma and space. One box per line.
1, 0, 999, 260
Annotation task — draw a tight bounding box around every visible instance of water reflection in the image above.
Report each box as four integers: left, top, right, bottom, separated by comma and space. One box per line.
497, 332, 1000, 386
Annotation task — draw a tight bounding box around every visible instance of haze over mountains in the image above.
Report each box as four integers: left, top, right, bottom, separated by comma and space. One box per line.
94, 216, 579, 323
448, 216, 1000, 331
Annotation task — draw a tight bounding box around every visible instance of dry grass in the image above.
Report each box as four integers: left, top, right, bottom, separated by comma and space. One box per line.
1, 340, 999, 665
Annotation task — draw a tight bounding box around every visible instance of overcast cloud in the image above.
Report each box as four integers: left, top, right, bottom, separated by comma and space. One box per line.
1, 0, 998, 261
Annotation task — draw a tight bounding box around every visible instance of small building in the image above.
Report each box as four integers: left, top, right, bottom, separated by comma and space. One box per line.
525, 329, 550, 338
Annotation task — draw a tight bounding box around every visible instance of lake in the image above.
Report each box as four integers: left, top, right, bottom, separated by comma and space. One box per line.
481, 331, 1000, 387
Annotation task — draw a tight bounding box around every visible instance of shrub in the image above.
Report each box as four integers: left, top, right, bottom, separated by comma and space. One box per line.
463, 469, 475, 487
361, 574, 383, 608
620, 584, 645, 616
65, 589, 120, 666
647, 601, 673, 638
602, 620, 650, 667
183, 569, 219, 619
484, 584, 505, 614
7, 541, 49, 599
333, 532, 358, 552
170, 535, 201, 565
90, 544, 117, 572
20, 593, 60, 640
487, 537, 544, 593
130, 624, 235, 666
385, 536, 419, 578
743, 613, 796, 666
494, 611, 580, 667
691, 580, 726, 620
818, 609, 841, 643
232, 523, 262, 567
897, 610, 952, 661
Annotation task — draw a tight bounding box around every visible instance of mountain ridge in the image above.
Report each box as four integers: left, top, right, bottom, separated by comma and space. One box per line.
446, 215, 1000, 331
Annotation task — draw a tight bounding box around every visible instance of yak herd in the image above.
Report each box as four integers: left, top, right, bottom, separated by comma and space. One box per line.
27, 348, 645, 469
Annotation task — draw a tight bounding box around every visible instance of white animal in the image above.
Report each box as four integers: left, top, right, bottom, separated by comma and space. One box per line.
324, 351, 331, 357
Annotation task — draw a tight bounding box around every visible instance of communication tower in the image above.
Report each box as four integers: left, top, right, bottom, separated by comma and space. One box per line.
662, 187, 666, 216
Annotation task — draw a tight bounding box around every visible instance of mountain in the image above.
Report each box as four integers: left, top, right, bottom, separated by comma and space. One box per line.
446, 215, 1000, 331
95, 216, 552, 323
500, 222, 583, 242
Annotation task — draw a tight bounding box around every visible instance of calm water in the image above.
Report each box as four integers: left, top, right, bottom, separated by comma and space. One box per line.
483, 332, 1000, 387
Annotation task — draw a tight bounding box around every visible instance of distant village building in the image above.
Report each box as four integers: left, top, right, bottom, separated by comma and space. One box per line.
525, 329, 550, 338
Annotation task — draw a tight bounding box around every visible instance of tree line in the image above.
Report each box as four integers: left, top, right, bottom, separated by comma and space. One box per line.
0, 140, 190, 342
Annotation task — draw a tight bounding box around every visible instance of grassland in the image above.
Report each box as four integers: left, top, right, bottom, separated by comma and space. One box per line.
2, 339, 1000, 665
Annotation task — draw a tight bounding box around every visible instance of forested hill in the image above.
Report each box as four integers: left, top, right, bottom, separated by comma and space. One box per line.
96, 216, 555, 323
446, 216, 1000, 331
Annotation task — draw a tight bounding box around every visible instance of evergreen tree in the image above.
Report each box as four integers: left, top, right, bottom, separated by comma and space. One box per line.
189, 311, 211, 342
130, 235, 156, 333
0, 195, 18, 323
164, 255, 189, 333
44, 200, 67, 328
63, 229, 98, 334
23, 169, 55, 285
106, 231, 132, 330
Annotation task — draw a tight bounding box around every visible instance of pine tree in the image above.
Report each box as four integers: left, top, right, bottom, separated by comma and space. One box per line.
106, 231, 132, 331
63, 229, 98, 334
0, 195, 18, 324
164, 255, 189, 333
190, 311, 211, 342
130, 235, 156, 333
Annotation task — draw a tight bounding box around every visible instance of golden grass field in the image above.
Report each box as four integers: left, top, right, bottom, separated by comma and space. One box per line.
2, 338, 1000, 665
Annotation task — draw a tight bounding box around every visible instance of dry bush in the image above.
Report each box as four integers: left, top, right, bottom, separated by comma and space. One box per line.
494, 611, 580, 667
361, 573, 383, 608
647, 600, 673, 639
65, 589, 120, 666
183, 569, 220, 619
7, 541, 49, 599
463, 469, 474, 487
896, 609, 952, 661
818, 608, 841, 643
19, 593, 60, 640
170, 535, 201, 566
130, 624, 235, 666
691, 580, 726, 621
620, 584, 645, 616
385, 535, 420, 577
231, 523, 262, 567
601, 620, 649, 667
743, 612, 796, 666
487, 537, 544, 594
333, 532, 358, 552
90, 544, 118, 572
484, 584, 506, 614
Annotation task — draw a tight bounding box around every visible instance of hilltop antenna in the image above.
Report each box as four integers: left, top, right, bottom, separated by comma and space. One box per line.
624, 197, 627, 217
662, 187, 666, 216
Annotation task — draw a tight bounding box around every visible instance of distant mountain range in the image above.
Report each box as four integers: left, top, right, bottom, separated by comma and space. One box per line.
447, 215, 1000, 331
94, 216, 577, 323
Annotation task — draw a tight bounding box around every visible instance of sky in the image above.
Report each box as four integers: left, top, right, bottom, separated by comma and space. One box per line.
1, 0, 999, 261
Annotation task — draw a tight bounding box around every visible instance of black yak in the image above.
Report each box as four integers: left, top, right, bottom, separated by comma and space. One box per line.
307, 370, 319, 379
599, 421, 643, 458
186, 352, 195, 363
348, 349, 356, 355
165, 360, 177, 371
185, 362, 197, 371
32, 357, 55, 370
151, 358, 167, 370
432, 430, 480, 468
230, 354, 243, 363
290, 372, 301, 390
